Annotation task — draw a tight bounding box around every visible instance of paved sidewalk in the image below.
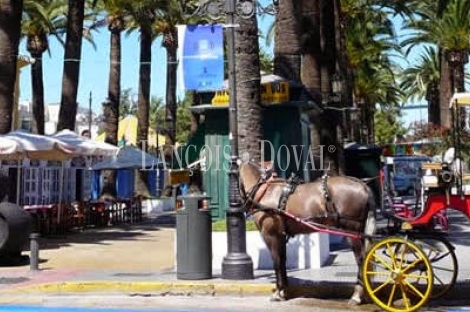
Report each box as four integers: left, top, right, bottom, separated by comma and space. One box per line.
0, 212, 469, 305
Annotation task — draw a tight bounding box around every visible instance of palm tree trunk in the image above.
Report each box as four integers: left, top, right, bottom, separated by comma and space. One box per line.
101, 28, 122, 198
0, 0, 23, 134
135, 23, 152, 197
427, 82, 440, 125
164, 30, 178, 147
30, 53, 45, 134
57, 0, 85, 131
236, 8, 263, 163
299, 0, 322, 180
439, 51, 452, 127
300, 0, 321, 94
319, 0, 340, 176
106, 30, 121, 146
274, 0, 302, 81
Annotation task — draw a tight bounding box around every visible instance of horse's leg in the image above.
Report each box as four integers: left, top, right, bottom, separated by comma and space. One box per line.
263, 231, 288, 301
347, 237, 366, 305
348, 209, 376, 305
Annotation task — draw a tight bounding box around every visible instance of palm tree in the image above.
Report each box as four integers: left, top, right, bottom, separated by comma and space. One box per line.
125, 0, 162, 197
153, 1, 179, 149
22, 0, 67, 134
93, 0, 128, 147
345, 1, 403, 143
400, 46, 441, 124
0, 0, 24, 134
402, 0, 470, 127
56, 0, 86, 131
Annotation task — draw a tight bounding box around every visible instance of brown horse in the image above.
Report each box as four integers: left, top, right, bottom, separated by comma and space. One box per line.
238, 161, 376, 304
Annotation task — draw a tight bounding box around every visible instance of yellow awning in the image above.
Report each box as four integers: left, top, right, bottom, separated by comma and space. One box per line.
95, 115, 165, 148
449, 92, 470, 107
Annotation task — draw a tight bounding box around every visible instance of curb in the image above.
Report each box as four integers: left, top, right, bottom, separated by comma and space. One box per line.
2, 280, 470, 304
1, 281, 275, 297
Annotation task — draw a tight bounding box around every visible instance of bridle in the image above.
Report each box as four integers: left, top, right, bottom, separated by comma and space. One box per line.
239, 160, 277, 212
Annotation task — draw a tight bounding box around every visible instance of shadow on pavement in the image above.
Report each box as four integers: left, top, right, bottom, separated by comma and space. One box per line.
29, 214, 176, 251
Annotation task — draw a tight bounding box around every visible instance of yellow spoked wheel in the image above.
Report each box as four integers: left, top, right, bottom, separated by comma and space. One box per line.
411, 236, 457, 299
363, 237, 433, 312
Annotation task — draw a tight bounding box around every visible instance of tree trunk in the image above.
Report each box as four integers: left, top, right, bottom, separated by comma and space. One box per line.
274, 0, 302, 82
106, 29, 121, 146
164, 30, 178, 147
101, 102, 117, 198
300, 0, 322, 180
236, 6, 263, 164
439, 51, 452, 128
101, 27, 122, 199
319, 0, 339, 176
30, 53, 45, 134
0, 0, 23, 134
135, 23, 152, 197
427, 82, 440, 125
300, 0, 321, 95
57, 0, 85, 131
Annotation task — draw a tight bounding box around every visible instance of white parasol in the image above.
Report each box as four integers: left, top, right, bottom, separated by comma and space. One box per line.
51, 130, 119, 157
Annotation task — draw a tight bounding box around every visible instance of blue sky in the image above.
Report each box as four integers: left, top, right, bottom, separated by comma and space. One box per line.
18, 0, 275, 116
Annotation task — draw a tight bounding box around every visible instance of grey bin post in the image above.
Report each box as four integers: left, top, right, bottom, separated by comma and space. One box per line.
176, 195, 212, 280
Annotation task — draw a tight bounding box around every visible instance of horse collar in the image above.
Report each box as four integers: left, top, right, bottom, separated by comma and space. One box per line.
244, 175, 276, 211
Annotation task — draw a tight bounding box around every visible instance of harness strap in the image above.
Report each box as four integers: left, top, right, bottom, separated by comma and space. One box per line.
278, 174, 299, 211
320, 173, 339, 225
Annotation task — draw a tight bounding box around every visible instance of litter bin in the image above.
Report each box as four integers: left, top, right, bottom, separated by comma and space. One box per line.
176, 195, 211, 280
0, 202, 32, 261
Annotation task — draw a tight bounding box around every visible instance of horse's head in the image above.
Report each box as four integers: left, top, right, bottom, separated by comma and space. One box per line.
238, 159, 263, 199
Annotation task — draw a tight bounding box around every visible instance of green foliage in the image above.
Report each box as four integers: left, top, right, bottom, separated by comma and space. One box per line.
212, 219, 258, 232
374, 108, 407, 144
259, 48, 273, 74
148, 93, 192, 144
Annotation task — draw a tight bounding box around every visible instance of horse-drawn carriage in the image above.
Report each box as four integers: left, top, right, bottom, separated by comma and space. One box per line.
238, 92, 470, 312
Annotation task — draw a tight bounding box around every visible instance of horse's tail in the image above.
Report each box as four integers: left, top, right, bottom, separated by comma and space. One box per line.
363, 186, 377, 252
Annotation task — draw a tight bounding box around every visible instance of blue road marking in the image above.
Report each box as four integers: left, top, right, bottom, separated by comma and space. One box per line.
0, 306, 201, 312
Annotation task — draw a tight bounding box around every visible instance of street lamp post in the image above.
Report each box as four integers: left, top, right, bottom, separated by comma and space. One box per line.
222, 0, 253, 280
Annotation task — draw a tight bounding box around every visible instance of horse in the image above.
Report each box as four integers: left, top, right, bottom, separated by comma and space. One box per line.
238, 161, 377, 304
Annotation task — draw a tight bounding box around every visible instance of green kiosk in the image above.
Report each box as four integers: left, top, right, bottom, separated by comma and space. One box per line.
183, 74, 317, 220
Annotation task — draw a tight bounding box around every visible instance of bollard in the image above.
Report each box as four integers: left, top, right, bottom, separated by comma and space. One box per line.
29, 233, 40, 271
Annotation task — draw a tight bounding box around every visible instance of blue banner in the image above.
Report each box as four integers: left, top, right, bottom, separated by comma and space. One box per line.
177, 24, 224, 92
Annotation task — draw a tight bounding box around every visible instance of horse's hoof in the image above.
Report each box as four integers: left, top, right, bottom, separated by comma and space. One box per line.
347, 298, 361, 306
270, 290, 287, 302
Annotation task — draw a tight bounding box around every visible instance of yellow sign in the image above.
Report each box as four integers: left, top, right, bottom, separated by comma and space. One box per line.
210, 81, 290, 106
